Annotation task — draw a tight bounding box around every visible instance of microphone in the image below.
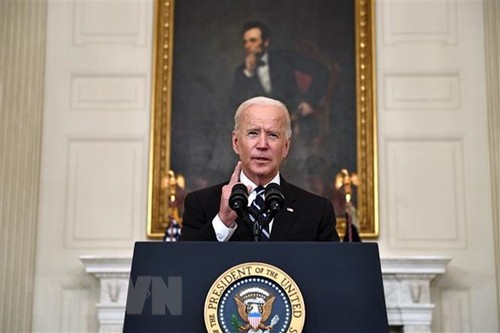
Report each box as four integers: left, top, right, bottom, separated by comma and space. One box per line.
229, 183, 260, 241
265, 183, 285, 219
228, 183, 248, 219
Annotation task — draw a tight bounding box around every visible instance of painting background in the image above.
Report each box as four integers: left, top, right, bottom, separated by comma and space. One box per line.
170, 0, 356, 204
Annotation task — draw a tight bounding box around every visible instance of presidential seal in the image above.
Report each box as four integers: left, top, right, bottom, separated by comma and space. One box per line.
204, 262, 305, 333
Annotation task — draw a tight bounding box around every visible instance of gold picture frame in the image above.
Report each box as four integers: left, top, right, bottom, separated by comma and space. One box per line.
147, 0, 378, 239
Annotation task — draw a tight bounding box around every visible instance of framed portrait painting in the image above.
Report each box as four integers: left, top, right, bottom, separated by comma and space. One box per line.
147, 0, 378, 239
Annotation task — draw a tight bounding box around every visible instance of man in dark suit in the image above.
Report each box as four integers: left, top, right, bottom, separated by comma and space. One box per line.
229, 21, 329, 144
179, 96, 339, 242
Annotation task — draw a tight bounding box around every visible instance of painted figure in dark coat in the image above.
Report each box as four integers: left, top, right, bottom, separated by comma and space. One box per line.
229, 21, 330, 144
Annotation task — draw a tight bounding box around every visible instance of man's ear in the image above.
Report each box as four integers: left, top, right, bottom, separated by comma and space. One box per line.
282, 138, 291, 158
232, 131, 239, 154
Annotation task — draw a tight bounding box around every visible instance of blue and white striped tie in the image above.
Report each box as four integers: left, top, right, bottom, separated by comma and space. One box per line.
248, 186, 271, 241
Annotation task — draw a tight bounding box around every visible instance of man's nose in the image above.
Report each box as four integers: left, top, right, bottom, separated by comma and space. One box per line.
256, 133, 268, 147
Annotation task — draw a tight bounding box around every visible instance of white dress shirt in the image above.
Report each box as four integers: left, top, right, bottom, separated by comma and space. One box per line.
243, 52, 272, 94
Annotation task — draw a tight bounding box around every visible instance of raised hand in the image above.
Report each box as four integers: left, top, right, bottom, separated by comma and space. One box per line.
218, 161, 248, 227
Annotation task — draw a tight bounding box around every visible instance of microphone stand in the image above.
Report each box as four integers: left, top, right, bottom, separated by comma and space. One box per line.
234, 208, 260, 242
247, 210, 261, 242
253, 208, 277, 242
252, 220, 261, 242
233, 209, 260, 242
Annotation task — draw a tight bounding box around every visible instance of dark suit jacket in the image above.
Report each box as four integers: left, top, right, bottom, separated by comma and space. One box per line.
178, 177, 340, 242
229, 50, 329, 112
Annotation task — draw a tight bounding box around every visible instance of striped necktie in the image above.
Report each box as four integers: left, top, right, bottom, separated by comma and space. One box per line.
248, 186, 271, 241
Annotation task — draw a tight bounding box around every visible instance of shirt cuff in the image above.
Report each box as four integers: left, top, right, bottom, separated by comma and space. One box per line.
212, 214, 237, 242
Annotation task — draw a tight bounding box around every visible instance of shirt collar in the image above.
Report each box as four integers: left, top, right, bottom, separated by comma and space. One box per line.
260, 52, 269, 63
239, 171, 280, 192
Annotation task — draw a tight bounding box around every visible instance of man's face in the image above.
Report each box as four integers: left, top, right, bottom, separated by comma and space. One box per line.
232, 104, 290, 185
242, 28, 269, 56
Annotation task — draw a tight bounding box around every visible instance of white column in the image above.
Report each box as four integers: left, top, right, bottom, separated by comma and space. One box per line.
0, 2, 47, 332
484, 0, 500, 323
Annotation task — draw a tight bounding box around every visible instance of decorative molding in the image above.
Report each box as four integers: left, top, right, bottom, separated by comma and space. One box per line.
70, 74, 147, 110
80, 256, 133, 275
381, 1, 458, 45
383, 73, 461, 111
80, 255, 450, 333
73, 1, 147, 46
381, 257, 450, 275
386, 139, 467, 249
64, 139, 144, 248
441, 289, 472, 332
60, 287, 93, 332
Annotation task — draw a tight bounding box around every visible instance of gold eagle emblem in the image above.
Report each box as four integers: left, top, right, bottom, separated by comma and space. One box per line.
234, 287, 278, 332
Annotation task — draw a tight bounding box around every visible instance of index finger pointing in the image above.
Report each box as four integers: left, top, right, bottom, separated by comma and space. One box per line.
229, 161, 242, 185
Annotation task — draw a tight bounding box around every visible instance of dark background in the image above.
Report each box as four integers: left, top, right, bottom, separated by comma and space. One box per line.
170, 0, 356, 198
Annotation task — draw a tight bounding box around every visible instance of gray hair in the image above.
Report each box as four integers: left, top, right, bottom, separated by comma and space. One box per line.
234, 96, 292, 139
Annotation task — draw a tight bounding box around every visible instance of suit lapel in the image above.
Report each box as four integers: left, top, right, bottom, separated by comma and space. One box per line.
269, 178, 298, 241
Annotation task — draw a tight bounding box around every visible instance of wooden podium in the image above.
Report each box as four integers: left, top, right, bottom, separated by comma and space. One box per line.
124, 242, 389, 332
